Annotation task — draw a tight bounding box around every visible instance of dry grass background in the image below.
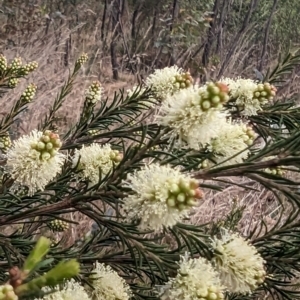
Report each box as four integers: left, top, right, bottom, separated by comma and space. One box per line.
0, 3, 298, 247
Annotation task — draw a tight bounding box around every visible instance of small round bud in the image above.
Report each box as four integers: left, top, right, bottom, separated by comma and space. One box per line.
77, 53, 88, 65
201, 100, 211, 110
167, 197, 176, 207
208, 292, 218, 300
37, 141, 45, 150
41, 152, 51, 161
42, 135, 50, 143
211, 96, 220, 105
46, 142, 53, 150
170, 183, 180, 194
49, 149, 58, 157
177, 193, 186, 203
177, 203, 186, 211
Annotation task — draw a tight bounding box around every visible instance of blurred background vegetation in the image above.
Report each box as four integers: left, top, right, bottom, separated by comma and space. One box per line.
1, 0, 299, 87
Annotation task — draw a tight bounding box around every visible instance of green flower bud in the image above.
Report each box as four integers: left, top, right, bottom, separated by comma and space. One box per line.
44, 130, 51, 136
189, 179, 198, 189
42, 136, 50, 143
49, 149, 57, 157
208, 292, 217, 300
200, 91, 210, 99
0, 54, 7, 72
169, 183, 180, 194
177, 193, 186, 203
23, 237, 51, 273
16, 260, 80, 295
76, 53, 88, 66
201, 100, 211, 110
41, 152, 51, 161
37, 142, 45, 150
177, 203, 186, 211
257, 84, 264, 91
179, 179, 190, 191
186, 198, 197, 206
167, 196, 176, 208
46, 142, 53, 150
174, 82, 180, 89
8, 78, 19, 88
48, 219, 69, 232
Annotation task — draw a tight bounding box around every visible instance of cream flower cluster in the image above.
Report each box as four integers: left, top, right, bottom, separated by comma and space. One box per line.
72, 143, 122, 185
207, 120, 256, 165
122, 163, 203, 232
87, 262, 131, 300
6, 130, 66, 196
161, 253, 224, 300
145, 65, 193, 100
211, 230, 266, 294
157, 84, 230, 149
35, 279, 90, 300
220, 77, 276, 116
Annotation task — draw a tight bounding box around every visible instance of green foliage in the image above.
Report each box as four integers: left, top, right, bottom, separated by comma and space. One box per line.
1, 47, 300, 299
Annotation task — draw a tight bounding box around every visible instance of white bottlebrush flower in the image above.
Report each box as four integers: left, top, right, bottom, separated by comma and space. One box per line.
35, 279, 90, 300
207, 121, 254, 165
6, 130, 65, 196
211, 229, 266, 294
156, 88, 228, 149
161, 253, 224, 300
122, 163, 204, 232
87, 262, 131, 300
220, 77, 261, 116
72, 143, 122, 185
145, 65, 193, 100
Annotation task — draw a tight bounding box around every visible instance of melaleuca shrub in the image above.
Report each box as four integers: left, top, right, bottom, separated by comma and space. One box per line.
0, 53, 300, 300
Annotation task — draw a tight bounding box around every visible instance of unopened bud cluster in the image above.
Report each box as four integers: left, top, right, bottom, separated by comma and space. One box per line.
165, 178, 203, 211
253, 270, 267, 287
198, 159, 209, 169
191, 285, 224, 300
0, 134, 12, 153
8, 78, 19, 88
85, 81, 102, 104
265, 167, 284, 176
48, 219, 69, 232
20, 61, 38, 75
30, 130, 62, 161
12, 185, 29, 198
109, 149, 123, 163
20, 83, 37, 103
88, 129, 100, 136
0, 284, 18, 300
198, 82, 230, 111
0, 55, 7, 72
253, 83, 277, 105
76, 53, 88, 65
173, 72, 194, 90
242, 126, 257, 146
9, 57, 22, 72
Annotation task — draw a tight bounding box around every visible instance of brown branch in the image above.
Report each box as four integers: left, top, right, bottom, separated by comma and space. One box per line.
193, 157, 288, 180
